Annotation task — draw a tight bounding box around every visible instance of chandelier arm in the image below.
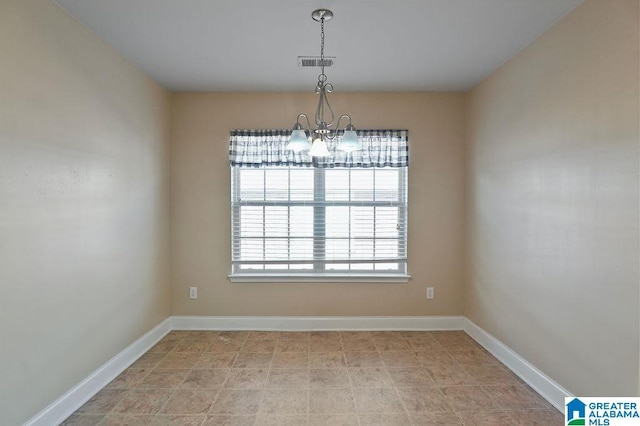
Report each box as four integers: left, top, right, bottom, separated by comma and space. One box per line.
334, 114, 352, 130
315, 83, 335, 128
323, 114, 351, 141
296, 113, 312, 132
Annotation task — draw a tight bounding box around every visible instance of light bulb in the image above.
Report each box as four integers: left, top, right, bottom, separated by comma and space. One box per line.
287, 129, 311, 152
309, 138, 330, 157
337, 129, 361, 152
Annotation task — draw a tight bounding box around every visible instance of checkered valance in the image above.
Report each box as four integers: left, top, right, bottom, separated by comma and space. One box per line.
228, 129, 409, 168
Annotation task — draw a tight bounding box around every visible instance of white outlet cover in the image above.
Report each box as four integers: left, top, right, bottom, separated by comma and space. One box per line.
426, 287, 434, 299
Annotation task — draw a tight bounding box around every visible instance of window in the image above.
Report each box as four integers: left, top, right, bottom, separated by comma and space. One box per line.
228, 129, 409, 282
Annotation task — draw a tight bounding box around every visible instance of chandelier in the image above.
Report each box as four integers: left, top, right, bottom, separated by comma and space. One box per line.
287, 9, 361, 157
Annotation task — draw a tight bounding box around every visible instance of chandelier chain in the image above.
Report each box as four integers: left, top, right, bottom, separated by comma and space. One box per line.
319, 16, 326, 83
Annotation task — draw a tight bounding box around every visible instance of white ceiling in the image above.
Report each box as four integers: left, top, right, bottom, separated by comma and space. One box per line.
53, 0, 583, 92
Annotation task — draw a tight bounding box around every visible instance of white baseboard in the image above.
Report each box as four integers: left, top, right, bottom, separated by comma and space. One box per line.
24, 318, 171, 426
463, 318, 571, 412
171, 315, 466, 331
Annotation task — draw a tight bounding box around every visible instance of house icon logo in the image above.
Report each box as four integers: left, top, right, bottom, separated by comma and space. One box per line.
566, 398, 586, 425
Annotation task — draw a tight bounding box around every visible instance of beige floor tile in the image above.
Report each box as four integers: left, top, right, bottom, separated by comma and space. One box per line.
395, 387, 452, 412
246, 331, 279, 340
266, 368, 308, 388
196, 353, 238, 369
379, 351, 422, 368
308, 352, 346, 368
309, 388, 356, 414
271, 351, 309, 368
112, 389, 172, 414
106, 368, 152, 389
165, 331, 190, 340
161, 389, 218, 414
340, 331, 377, 339
185, 331, 219, 340
223, 369, 268, 389
254, 414, 308, 425
172, 340, 210, 353
348, 367, 393, 388
151, 414, 206, 425
181, 369, 229, 389
405, 338, 444, 351
341, 339, 377, 352
100, 414, 154, 425
275, 340, 309, 352
278, 331, 310, 340
344, 351, 383, 367
440, 385, 498, 411
425, 364, 477, 386
309, 368, 350, 388
259, 388, 308, 414
309, 340, 342, 352
373, 339, 411, 351
358, 412, 412, 425
138, 369, 188, 388
216, 331, 250, 342
370, 331, 403, 339
409, 411, 463, 425
508, 409, 564, 425
387, 367, 436, 387
433, 333, 479, 351
414, 350, 455, 367
208, 340, 244, 353
456, 410, 514, 425
463, 364, 523, 386
485, 384, 551, 410
149, 340, 179, 353
442, 342, 481, 351
209, 389, 264, 415
449, 349, 499, 365
307, 414, 359, 426
310, 331, 342, 339
400, 331, 436, 339
131, 353, 168, 369
240, 340, 276, 353
203, 414, 256, 425
60, 414, 106, 425
155, 353, 201, 369
233, 353, 273, 368
76, 388, 127, 414
353, 388, 404, 414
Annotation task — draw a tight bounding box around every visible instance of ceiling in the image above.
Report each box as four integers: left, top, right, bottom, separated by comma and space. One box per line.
53, 0, 583, 92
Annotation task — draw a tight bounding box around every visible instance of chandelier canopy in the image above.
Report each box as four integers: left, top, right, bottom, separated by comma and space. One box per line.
287, 9, 362, 157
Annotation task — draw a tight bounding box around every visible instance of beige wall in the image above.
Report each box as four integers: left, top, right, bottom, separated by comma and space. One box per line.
170, 92, 466, 316
0, 1, 172, 424
466, 0, 639, 396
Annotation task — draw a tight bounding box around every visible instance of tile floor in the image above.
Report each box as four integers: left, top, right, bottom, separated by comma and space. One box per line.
62, 330, 563, 425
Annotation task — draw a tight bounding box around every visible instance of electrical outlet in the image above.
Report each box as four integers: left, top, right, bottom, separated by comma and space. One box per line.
426, 287, 434, 300
189, 287, 198, 299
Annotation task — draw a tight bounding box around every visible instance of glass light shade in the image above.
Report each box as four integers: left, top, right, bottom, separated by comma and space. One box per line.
309, 138, 330, 157
287, 129, 311, 152
337, 130, 361, 152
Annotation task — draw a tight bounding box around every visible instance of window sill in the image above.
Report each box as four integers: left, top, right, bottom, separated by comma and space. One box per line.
228, 273, 411, 283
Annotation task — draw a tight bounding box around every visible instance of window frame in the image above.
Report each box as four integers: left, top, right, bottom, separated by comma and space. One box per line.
229, 165, 410, 283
